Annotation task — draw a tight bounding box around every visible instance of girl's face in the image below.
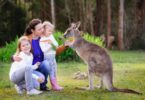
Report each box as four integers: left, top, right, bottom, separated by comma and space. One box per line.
44, 26, 53, 36
20, 40, 31, 54
33, 23, 44, 37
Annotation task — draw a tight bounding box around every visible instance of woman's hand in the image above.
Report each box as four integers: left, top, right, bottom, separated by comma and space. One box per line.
13, 55, 22, 62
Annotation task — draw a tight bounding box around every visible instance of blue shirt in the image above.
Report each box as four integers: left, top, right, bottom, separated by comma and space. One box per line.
31, 38, 44, 65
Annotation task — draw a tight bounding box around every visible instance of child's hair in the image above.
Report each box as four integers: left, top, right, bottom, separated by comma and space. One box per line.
15, 36, 31, 55
43, 21, 55, 31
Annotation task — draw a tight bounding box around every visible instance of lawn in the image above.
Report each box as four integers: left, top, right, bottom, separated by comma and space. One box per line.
0, 51, 145, 100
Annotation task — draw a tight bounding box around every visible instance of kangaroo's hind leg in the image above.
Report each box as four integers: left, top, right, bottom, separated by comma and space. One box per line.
102, 72, 114, 91
87, 70, 94, 90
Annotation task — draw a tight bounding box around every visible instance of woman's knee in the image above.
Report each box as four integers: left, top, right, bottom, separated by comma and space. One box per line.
33, 71, 45, 80
40, 60, 52, 72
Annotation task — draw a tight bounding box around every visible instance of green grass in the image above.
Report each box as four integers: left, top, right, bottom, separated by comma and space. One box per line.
0, 51, 145, 100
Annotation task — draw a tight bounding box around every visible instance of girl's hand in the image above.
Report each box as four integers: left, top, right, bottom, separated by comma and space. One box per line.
32, 62, 40, 69
13, 55, 22, 62
36, 62, 40, 66
37, 78, 44, 83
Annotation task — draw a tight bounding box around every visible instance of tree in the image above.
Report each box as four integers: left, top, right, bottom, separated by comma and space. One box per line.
51, 0, 56, 26
118, 0, 124, 50
107, 0, 111, 48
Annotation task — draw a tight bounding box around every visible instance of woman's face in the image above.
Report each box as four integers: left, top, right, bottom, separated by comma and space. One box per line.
32, 23, 44, 37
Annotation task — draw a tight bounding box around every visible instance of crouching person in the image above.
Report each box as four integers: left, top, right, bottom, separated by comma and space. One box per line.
9, 36, 43, 95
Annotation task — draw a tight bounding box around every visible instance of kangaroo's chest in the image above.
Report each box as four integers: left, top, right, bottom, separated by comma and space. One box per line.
75, 47, 89, 63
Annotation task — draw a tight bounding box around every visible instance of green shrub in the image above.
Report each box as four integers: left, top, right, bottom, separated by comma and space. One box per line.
54, 31, 79, 62
0, 32, 104, 62
83, 33, 104, 47
0, 37, 18, 62
54, 32, 104, 62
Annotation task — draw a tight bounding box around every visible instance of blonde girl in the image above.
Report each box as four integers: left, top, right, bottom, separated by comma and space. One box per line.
9, 36, 44, 95
39, 21, 63, 90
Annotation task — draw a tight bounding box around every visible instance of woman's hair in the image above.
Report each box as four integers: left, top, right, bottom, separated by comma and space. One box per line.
24, 18, 42, 36
15, 36, 32, 55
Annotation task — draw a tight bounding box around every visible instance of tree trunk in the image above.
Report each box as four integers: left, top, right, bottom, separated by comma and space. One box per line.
65, 0, 71, 24
95, 0, 101, 36
107, 0, 111, 48
51, 0, 56, 27
118, 0, 124, 50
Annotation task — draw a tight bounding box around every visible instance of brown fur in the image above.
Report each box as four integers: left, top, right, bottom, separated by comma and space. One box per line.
63, 22, 142, 95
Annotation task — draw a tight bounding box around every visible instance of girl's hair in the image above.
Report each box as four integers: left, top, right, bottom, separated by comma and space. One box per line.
43, 21, 55, 30
15, 36, 31, 55
24, 18, 42, 36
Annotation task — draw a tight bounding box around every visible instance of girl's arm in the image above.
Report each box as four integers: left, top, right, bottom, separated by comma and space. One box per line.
39, 38, 51, 53
50, 35, 58, 47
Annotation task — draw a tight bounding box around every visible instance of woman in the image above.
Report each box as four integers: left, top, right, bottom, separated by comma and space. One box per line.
13, 19, 50, 91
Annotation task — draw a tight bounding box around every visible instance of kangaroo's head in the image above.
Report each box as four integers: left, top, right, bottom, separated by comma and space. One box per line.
63, 22, 82, 39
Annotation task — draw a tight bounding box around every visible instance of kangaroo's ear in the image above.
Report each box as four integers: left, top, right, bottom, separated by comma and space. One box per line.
70, 23, 76, 29
75, 21, 81, 29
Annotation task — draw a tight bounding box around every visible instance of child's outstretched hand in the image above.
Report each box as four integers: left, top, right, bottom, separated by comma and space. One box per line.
40, 39, 52, 44
37, 77, 44, 83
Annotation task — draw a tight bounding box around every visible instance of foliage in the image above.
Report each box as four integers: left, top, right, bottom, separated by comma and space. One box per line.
54, 32, 104, 62
53, 31, 78, 62
0, 37, 18, 62
130, 34, 145, 50
0, 0, 26, 47
83, 33, 104, 47
0, 32, 104, 62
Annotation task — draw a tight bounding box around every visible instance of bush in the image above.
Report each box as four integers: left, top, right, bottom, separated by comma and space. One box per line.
54, 31, 79, 62
54, 32, 104, 62
0, 1, 26, 47
0, 32, 104, 62
0, 37, 18, 62
83, 33, 104, 47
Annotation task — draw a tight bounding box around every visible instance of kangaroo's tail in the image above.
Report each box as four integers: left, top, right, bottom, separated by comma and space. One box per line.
111, 87, 142, 95
102, 73, 142, 95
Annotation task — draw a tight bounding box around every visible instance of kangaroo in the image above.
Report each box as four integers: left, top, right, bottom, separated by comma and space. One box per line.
63, 22, 141, 95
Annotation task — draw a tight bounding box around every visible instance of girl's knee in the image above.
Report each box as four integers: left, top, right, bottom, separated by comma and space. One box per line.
25, 66, 32, 72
